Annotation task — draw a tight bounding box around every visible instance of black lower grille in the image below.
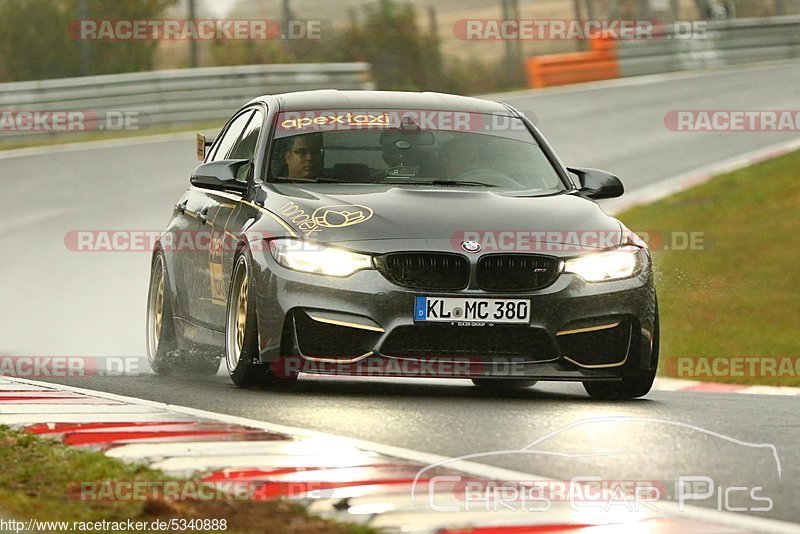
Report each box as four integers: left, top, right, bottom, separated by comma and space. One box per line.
293, 311, 379, 359
376, 253, 469, 290
380, 324, 557, 361
477, 254, 560, 291
557, 320, 632, 367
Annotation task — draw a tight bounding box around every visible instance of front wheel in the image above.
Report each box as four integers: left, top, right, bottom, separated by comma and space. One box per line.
225, 250, 287, 388
582, 370, 656, 400
583, 312, 659, 400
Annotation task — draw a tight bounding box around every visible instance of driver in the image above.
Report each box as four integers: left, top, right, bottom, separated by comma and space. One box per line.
283, 133, 323, 181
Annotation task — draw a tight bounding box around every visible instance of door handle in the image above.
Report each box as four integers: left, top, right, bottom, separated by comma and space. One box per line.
198, 206, 210, 224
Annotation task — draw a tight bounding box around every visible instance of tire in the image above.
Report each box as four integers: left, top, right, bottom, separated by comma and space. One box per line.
146, 251, 221, 376
472, 378, 537, 389
583, 369, 656, 400
225, 249, 286, 388
583, 310, 660, 400
146, 251, 183, 374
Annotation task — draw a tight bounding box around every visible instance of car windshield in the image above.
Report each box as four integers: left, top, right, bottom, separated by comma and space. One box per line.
268, 110, 566, 195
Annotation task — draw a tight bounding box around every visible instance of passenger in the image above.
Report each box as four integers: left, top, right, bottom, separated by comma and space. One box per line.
438, 135, 488, 179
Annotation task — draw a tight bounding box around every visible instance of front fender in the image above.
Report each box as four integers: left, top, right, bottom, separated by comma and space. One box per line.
233, 204, 297, 362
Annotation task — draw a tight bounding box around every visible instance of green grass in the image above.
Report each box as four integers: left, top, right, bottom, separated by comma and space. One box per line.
0, 426, 375, 533
617, 149, 800, 386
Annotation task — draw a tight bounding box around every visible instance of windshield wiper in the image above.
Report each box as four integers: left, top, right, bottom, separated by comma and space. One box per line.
382, 180, 495, 187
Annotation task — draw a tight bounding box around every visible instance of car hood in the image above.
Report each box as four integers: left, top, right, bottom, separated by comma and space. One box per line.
262, 184, 623, 250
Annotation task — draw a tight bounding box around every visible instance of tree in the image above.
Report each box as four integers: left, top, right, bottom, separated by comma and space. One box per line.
356, 0, 434, 91
0, 0, 175, 82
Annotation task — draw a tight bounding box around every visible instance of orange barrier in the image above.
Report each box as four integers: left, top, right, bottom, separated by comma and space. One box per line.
525, 37, 619, 88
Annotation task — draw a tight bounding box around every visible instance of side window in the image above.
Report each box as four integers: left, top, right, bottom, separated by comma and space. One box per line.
227, 109, 264, 182
228, 109, 264, 161
210, 110, 253, 162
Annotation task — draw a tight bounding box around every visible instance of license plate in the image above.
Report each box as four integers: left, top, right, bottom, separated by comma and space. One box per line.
414, 297, 530, 324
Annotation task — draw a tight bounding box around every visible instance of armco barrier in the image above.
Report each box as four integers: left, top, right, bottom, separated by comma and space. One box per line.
525, 37, 619, 88
525, 15, 800, 88
617, 15, 800, 77
0, 62, 372, 141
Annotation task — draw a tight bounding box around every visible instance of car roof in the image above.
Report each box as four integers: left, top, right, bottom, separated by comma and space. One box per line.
247, 90, 515, 115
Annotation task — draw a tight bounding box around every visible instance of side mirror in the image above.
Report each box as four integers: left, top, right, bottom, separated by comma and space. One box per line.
567, 167, 624, 200
190, 159, 250, 193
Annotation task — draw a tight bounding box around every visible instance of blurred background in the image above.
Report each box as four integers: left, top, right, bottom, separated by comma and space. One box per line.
2, 0, 799, 93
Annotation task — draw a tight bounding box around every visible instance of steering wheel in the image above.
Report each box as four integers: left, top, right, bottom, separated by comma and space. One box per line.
453, 168, 519, 187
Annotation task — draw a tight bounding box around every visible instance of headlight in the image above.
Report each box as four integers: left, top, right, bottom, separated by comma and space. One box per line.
564, 245, 641, 282
269, 238, 373, 277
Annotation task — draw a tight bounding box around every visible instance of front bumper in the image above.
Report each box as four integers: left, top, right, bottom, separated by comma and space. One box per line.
250, 245, 657, 382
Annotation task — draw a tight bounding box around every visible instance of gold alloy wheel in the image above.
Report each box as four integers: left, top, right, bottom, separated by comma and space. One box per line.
154, 275, 164, 350
236, 273, 248, 351
147, 258, 165, 361
226, 257, 249, 372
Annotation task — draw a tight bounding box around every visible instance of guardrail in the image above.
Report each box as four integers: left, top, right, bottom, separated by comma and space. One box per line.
525, 37, 619, 88
522, 15, 800, 89
617, 15, 800, 77
0, 62, 373, 141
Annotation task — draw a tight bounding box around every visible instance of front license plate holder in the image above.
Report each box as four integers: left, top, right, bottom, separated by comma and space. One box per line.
414, 296, 530, 325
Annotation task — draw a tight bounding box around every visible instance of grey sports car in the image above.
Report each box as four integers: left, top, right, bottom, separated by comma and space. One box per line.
145, 90, 659, 399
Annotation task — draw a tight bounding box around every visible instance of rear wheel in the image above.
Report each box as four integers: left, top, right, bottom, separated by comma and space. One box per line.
146, 252, 182, 374
472, 378, 537, 389
225, 250, 288, 387
146, 251, 221, 376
